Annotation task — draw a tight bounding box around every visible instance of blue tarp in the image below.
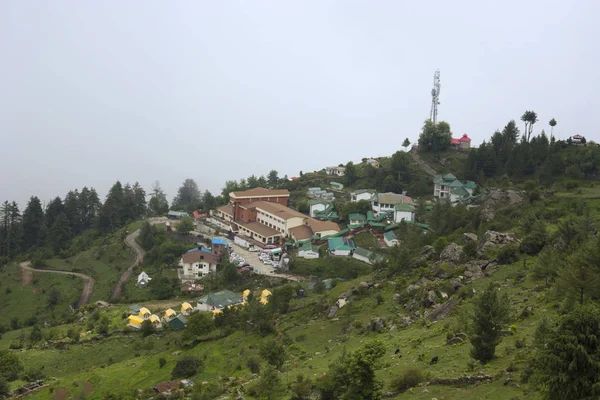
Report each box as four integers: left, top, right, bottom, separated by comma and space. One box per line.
212, 238, 228, 246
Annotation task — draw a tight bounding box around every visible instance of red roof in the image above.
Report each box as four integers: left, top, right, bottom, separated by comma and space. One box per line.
193, 211, 207, 219
451, 138, 461, 145
459, 134, 471, 142
573, 135, 583, 139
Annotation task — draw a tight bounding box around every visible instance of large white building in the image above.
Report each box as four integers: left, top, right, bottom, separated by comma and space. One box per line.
433, 174, 476, 202
371, 192, 415, 216
178, 249, 218, 282
325, 166, 346, 176
350, 189, 375, 202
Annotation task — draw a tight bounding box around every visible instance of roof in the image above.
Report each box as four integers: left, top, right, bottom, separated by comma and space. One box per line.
149, 315, 161, 323
308, 187, 321, 191
349, 213, 367, 221
193, 211, 207, 219
216, 205, 234, 216
212, 238, 228, 246
331, 181, 344, 186
351, 189, 375, 195
197, 289, 243, 308
181, 302, 193, 311
327, 166, 345, 171
305, 218, 340, 234
307, 199, 331, 206
463, 181, 477, 189
459, 134, 471, 142
367, 158, 378, 163
300, 242, 319, 253
242, 289, 251, 298
128, 315, 144, 324
137, 271, 151, 283
384, 231, 397, 241
573, 134, 583, 139
181, 249, 217, 265
328, 237, 356, 251
375, 192, 415, 206
139, 307, 151, 316
168, 314, 187, 327
261, 289, 272, 298
290, 225, 313, 241
164, 309, 176, 318
353, 247, 374, 258
451, 186, 470, 197
168, 211, 189, 217
395, 203, 415, 212
230, 187, 290, 199
250, 201, 306, 220
130, 304, 142, 313
237, 221, 281, 238
433, 173, 458, 184
451, 138, 461, 145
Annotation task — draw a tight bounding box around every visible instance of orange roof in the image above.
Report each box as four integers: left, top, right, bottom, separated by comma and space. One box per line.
237, 221, 281, 238
230, 187, 290, 199
451, 138, 461, 145
305, 218, 340, 234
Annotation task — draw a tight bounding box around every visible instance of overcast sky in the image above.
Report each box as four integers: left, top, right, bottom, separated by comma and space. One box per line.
1, 1, 599, 208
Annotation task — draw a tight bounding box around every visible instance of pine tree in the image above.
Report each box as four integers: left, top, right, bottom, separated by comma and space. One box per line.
63, 190, 80, 234
148, 181, 169, 216
22, 196, 44, 249
172, 179, 201, 212
132, 182, 147, 218
470, 283, 510, 363
49, 214, 72, 253
45, 197, 64, 229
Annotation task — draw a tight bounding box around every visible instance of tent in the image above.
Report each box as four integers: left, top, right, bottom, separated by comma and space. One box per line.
128, 315, 144, 329
181, 302, 193, 314
163, 309, 176, 320
139, 307, 151, 319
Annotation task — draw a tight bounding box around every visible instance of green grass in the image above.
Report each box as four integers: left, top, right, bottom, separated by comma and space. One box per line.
353, 231, 379, 250
290, 256, 372, 280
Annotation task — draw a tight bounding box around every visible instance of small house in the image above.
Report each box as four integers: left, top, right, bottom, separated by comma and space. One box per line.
167, 211, 189, 219
260, 289, 272, 305
307, 187, 322, 196
196, 289, 243, 311
348, 213, 366, 228
298, 242, 319, 259
351, 189, 375, 202
128, 315, 144, 329
384, 231, 400, 247
129, 304, 142, 315
433, 173, 476, 202
328, 237, 356, 256
242, 289, 251, 300
168, 315, 187, 330
366, 158, 380, 168
394, 203, 415, 223
308, 199, 331, 218
163, 308, 177, 321
149, 314, 162, 328
352, 247, 380, 265
137, 271, 151, 288
330, 182, 344, 190
320, 192, 335, 201
181, 302, 193, 315
326, 166, 346, 176
450, 134, 471, 150
139, 307, 151, 320
372, 192, 415, 216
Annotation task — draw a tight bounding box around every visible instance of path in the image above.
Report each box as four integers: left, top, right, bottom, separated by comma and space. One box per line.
19, 261, 95, 308
110, 218, 168, 300
409, 147, 438, 177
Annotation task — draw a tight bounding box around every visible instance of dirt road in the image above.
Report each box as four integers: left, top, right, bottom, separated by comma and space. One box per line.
19, 261, 95, 308
110, 218, 168, 300
409, 147, 438, 177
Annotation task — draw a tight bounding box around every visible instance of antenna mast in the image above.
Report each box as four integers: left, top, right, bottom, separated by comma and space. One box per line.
429, 70, 441, 125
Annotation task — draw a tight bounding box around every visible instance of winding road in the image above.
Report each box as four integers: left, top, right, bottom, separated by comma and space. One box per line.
110, 218, 168, 300
19, 261, 95, 308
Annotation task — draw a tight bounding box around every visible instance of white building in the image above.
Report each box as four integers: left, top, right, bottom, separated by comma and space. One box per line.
178, 249, 218, 282
433, 174, 476, 202
137, 272, 151, 288
308, 200, 331, 218
394, 203, 415, 223
351, 189, 375, 202
384, 231, 400, 247
372, 192, 415, 216
326, 166, 346, 176
298, 243, 320, 259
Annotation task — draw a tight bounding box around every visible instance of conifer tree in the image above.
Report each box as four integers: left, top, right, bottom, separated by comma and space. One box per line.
470, 283, 510, 363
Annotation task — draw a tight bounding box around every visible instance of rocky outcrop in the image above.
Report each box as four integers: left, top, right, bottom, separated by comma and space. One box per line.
400, 316, 414, 327
426, 298, 461, 322
477, 230, 519, 256
416, 245, 437, 265
446, 332, 467, 345
464, 259, 498, 280
440, 243, 464, 265
479, 188, 525, 221
463, 233, 478, 242
429, 374, 493, 385
369, 317, 386, 332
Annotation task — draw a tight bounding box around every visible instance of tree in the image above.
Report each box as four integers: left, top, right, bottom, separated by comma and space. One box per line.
140, 320, 156, 337
0, 350, 24, 381
149, 276, 175, 300
171, 356, 203, 379
0, 377, 9, 398
469, 283, 510, 363
558, 238, 600, 305
533, 246, 560, 287
177, 216, 194, 233
183, 312, 215, 341
46, 287, 61, 308
255, 365, 284, 400
22, 196, 44, 249
96, 316, 109, 335
534, 304, 600, 400
28, 325, 42, 343
67, 327, 80, 343
45, 197, 64, 229
344, 162, 357, 186
269, 285, 295, 314
549, 118, 557, 140
173, 179, 201, 211
221, 180, 240, 200
148, 181, 169, 216
417, 120, 452, 152
521, 110, 538, 142
98, 181, 124, 231
63, 190, 81, 234
201, 190, 216, 213
402, 138, 411, 150
49, 214, 72, 253
259, 340, 286, 369
291, 374, 312, 400
267, 170, 279, 187
131, 182, 147, 218
139, 221, 156, 250
79, 187, 101, 230
221, 260, 238, 284
316, 340, 386, 400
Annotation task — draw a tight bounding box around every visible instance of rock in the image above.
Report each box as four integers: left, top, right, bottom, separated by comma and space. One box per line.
326, 305, 339, 318
416, 245, 437, 265
359, 281, 370, 289
463, 260, 494, 280
406, 284, 420, 293
389, 325, 397, 331
427, 298, 461, 322
477, 230, 519, 256
440, 243, 464, 265
400, 316, 414, 327
448, 279, 463, 291
369, 317, 386, 332
440, 291, 448, 299
424, 290, 438, 307
446, 336, 464, 345
393, 293, 401, 302
463, 233, 478, 242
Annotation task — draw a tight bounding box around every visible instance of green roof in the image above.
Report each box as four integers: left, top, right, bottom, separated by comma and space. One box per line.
348, 213, 366, 221
451, 186, 470, 197
129, 304, 142, 313
433, 173, 458, 184
331, 182, 343, 187
328, 237, 356, 251
394, 203, 416, 212
353, 247, 374, 258
366, 211, 376, 221
197, 290, 242, 308
300, 242, 319, 253
449, 179, 465, 187
443, 173, 457, 180
168, 315, 187, 329
384, 231, 397, 241
351, 189, 375, 195
463, 181, 477, 189
308, 199, 330, 206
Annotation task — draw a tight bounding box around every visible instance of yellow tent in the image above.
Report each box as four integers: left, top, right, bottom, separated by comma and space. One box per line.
261, 289, 272, 298
181, 302, 193, 312
128, 315, 144, 328
149, 314, 161, 325
242, 289, 251, 299
164, 308, 176, 319
259, 296, 269, 305
213, 308, 223, 315
139, 307, 151, 318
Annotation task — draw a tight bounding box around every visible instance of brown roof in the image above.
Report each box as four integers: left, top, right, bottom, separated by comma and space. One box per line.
289, 225, 313, 241
230, 187, 290, 199
237, 221, 282, 238
250, 201, 306, 220
305, 218, 340, 234
216, 204, 234, 216
181, 250, 217, 265
376, 192, 415, 206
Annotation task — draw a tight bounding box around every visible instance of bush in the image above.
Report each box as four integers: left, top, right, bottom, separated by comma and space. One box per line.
247, 357, 261, 374
390, 368, 426, 393
171, 356, 203, 379
140, 320, 156, 337
159, 357, 167, 368
496, 245, 519, 265
21, 367, 45, 382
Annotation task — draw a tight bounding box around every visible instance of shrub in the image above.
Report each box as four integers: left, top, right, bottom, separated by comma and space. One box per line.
21, 367, 45, 382
171, 356, 203, 379
247, 357, 261, 374
496, 245, 519, 265
159, 357, 167, 368
140, 320, 156, 337
390, 368, 426, 393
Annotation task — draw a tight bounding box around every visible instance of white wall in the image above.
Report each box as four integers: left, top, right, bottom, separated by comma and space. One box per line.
310, 203, 327, 217
298, 250, 319, 259
234, 235, 251, 248
352, 192, 373, 202
394, 211, 414, 223
332, 249, 352, 256
352, 253, 373, 264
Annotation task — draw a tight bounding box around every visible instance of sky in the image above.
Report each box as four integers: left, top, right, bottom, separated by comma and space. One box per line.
1, 1, 599, 208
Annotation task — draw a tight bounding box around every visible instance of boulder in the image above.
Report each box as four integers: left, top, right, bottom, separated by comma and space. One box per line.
393, 293, 401, 302
359, 281, 371, 289
427, 298, 461, 322
369, 317, 386, 332
440, 243, 464, 265
326, 305, 339, 318
446, 336, 464, 345
463, 260, 495, 280
477, 230, 519, 256
406, 284, 420, 293
448, 279, 464, 291
424, 290, 438, 307
463, 233, 478, 242
416, 245, 437, 265
400, 316, 414, 327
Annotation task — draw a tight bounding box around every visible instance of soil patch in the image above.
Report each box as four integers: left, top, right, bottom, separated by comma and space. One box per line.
53, 387, 70, 400
77, 381, 94, 395
21, 267, 33, 285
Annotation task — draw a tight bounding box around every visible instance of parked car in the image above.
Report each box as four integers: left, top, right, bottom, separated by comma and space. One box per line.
265, 245, 276, 249
248, 246, 260, 252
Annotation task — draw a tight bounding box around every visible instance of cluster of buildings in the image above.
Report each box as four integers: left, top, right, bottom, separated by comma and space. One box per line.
307, 187, 335, 201
432, 173, 476, 202
213, 188, 341, 247
177, 238, 228, 282
344, 190, 417, 225
127, 303, 191, 330
450, 134, 472, 150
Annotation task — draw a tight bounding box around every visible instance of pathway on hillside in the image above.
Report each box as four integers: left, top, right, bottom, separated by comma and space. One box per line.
19, 261, 95, 308
409, 147, 438, 177
110, 218, 168, 300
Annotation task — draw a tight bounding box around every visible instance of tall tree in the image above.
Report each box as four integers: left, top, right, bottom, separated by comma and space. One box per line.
22, 196, 44, 249
45, 197, 64, 229
549, 118, 557, 140
221, 180, 240, 200
418, 120, 452, 152
402, 138, 411, 150
49, 214, 72, 253
201, 190, 216, 213
132, 182, 147, 218
172, 179, 201, 211
267, 170, 279, 187
246, 175, 259, 189
558, 237, 600, 305
79, 187, 101, 230
97, 181, 124, 231
121, 183, 136, 223
63, 190, 80, 234
0, 201, 22, 258
344, 161, 357, 186
148, 181, 169, 216
470, 283, 510, 363
521, 110, 538, 142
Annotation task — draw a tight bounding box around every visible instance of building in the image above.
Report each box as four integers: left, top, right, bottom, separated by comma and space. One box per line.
326, 166, 346, 176
181, 302, 194, 315
193, 211, 207, 220
450, 134, 471, 150
384, 231, 400, 247
196, 289, 243, 311
139, 307, 151, 320
433, 173, 476, 202
351, 189, 375, 202
571, 134, 583, 144
307, 187, 322, 196
137, 272, 151, 288
352, 247, 381, 265
211, 237, 228, 258
129, 304, 142, 314
168, 315, 187, 330
328, 237, 356, 256
366, 158, 380, 168
308, 199, 331, 218
167, 211, 189, 219
372, 192, 415, 216
128, 315, 144, 329
163, 309, 177, 321
305, 218, 340, 238
289, 225, 314, 242
348, 213, 367, 227
330, 182, 344, 190
298, 242, 320, 259
320, 192, 335, 200
394, 203, 415, 223
149, 314, 162, 328
178, 249, 218, 282
230, 187, 290, 220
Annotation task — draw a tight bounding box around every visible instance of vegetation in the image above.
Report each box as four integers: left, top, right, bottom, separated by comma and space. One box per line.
469, 283, 510, 363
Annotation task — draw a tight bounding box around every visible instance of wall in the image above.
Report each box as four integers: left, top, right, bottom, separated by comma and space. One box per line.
394, 211, 414, 223
298, 250, 319, 259
234, 235, 251, 248
332, 249, 351, 256
310, 203, 327, 217
352, 253, 373, 264
208, 217, 233, 231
